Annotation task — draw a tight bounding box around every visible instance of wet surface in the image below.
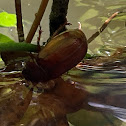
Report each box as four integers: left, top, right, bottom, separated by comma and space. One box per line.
0, 0, 126, 126
0, 53, 126, 126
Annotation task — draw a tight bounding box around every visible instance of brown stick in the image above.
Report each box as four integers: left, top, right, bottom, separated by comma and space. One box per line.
15, 0, 25, 42
87, 12, 119, 44
49, 0, 69, 36
26, 0, 49, 43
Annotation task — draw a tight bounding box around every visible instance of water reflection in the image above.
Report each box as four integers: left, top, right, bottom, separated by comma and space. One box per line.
64, 67, 126, 125
0, 0, 126, 126
1, 60, 126, 126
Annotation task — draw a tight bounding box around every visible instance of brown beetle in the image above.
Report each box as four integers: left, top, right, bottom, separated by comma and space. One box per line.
22, 29, 87, 83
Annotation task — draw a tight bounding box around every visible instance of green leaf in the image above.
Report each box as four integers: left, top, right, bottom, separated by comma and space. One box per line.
0, 33, 14, 42
84, 53, 97, 59
0, 33, 38, 52
0, 12, 16, 27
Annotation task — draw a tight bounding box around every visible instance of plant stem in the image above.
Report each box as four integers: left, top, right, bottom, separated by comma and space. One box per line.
26, 0, 49, 43
0, 42, 38, 52
87, 12, 119, 44
15, 0, 25, 42
49, 0, 69, 36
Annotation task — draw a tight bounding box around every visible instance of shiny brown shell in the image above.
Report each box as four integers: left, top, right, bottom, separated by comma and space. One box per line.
22, 29, 87, 82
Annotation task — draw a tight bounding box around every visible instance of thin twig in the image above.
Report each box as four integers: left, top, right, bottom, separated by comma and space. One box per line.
26, 0, 49, 43
37, 25, 42, 51
37, 25, 42, 45
87, 12, 119, 44
15, 0, 25, 42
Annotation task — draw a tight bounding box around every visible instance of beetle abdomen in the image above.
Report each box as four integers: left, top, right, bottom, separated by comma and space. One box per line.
23, 29, 87, 83
37, 29, 87, 80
